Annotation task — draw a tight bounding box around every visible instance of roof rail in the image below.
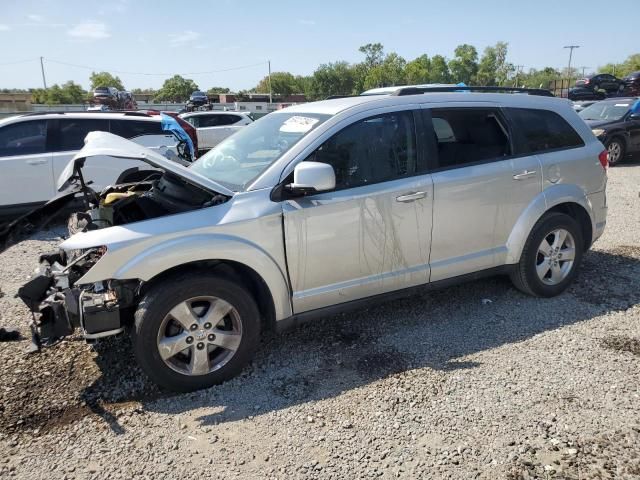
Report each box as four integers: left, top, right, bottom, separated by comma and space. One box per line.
20, 110, 152, 117
391, 86, 555, 97
325, 95, 358, 100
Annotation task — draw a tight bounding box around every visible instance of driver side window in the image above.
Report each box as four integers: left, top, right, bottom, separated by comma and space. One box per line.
308, 111, 417, 190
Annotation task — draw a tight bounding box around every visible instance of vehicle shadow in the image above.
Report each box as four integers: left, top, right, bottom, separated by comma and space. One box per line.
82, 246, 640, 432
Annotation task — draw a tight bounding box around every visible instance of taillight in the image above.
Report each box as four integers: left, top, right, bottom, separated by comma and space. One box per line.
598, 149, 609, 170
584, 79, 590, 84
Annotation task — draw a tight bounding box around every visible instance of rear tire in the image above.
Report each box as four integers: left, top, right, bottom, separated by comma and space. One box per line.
510, 212, 584, 297
605, 138, 625, 166
132, 272, 261, 392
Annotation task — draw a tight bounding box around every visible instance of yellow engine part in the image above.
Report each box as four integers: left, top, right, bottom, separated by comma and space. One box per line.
103, 191, 134, 206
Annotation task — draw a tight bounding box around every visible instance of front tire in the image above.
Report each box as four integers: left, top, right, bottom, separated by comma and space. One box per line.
132, 273, 261, 392
510, 212, 584, 297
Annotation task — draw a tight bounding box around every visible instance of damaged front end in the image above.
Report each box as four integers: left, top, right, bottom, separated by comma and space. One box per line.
18, 248, 138, 350
14, 132, 232, 351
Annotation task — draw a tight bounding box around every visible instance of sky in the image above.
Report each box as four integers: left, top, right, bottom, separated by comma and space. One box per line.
1, 0, 638, 92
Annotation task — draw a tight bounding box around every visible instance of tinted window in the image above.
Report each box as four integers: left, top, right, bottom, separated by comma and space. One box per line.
54, 119, 109, 152
0, 120, 47, 157
110, 119, 163, 139
429, 109, 510, 169
310, 111, 417, 189
198, 114, 241, 128
507, 108, 584, 154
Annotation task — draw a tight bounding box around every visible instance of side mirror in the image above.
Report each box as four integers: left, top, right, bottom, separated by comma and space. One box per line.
629, 112, 640, 120
286, 162, 336, 195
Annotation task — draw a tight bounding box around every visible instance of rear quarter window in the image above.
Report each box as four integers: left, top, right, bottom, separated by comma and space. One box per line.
507, 108, 584, 154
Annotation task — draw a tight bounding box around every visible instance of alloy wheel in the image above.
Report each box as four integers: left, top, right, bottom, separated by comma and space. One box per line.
607, 141, 622, 164
156, 296, 242, 376
535, 229, 576, 286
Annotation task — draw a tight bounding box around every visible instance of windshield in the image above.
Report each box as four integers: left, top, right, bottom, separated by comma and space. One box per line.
190, 111, 331, 191
579, 102, 630, 121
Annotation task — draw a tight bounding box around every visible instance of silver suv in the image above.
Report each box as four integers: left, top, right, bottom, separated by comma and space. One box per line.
18, 87, 608, 391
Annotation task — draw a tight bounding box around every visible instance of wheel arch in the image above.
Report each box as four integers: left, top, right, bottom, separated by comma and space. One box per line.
506, 185, 596, 263
140, 259, 278, 332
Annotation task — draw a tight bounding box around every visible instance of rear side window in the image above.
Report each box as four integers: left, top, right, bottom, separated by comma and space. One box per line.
309, 111, 417, 190
429, 108, 510, 169
0, 120, 47, 157
507, 108, 584, 154
198, 114, 242, 128
55, 119, 109, 151
110, 119, 163, 139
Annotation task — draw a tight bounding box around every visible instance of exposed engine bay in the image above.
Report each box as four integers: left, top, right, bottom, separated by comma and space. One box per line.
14, 151, 229, 351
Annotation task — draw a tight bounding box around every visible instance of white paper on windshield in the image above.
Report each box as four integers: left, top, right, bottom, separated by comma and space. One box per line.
614, 104, 629, 107
280, 116, 319, 133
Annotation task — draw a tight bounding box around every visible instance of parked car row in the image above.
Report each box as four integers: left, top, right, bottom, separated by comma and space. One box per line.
10, 86, 608, 391
570, 72, 640, 101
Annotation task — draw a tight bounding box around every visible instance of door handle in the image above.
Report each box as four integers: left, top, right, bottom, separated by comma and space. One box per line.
396, 191, 427, 203
26, 159, 48, 165
513, 170, 537, 180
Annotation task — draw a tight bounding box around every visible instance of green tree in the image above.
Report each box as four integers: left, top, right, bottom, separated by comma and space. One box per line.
448, 44, 478, 84
476, 42, 512, 86
308, 61, 355, 99
358, 43, 385, 69
429, 55, 452, 83
405, 54, 431, 84
254, 72, 298, 96
363, 52, 407, 89
89, 71, 124, 91
517, 67, 560, 89
600, 53, 640, 77
32, 81, 86, 104
154, 75, 199, 102
131, 88, 157, 95
206, 87, 230, 95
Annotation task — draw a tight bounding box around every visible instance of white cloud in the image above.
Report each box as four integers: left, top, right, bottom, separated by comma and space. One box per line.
67, 21, 111, 39
298, 19, 316, 25
168, 30, 201, 47
0, 24, 10, 31
27, 14, 44, 22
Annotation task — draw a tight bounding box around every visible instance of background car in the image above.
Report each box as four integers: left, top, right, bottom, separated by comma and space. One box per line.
568, 87, 606, 101
578, 97, 640, 165
621, 71, 640, 96
575, 73, 623, 93
189, 91, 209, 107
179, 111, 253, 153
0, 112, 182, 218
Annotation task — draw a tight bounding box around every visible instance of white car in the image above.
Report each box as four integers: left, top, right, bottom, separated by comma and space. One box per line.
0, 111, 179, 218
179, 111, 253, 153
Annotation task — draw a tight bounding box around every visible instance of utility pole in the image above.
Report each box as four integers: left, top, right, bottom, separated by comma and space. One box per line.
579, 66, 589, 76
39, 56, 47, 89
563, 45, 580, 90
267, 60, 272, 104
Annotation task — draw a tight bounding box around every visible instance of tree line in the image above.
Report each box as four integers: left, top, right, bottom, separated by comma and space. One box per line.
4, 45, 639, 104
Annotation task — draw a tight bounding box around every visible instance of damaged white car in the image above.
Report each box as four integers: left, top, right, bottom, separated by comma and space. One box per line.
13, 90, 607, 391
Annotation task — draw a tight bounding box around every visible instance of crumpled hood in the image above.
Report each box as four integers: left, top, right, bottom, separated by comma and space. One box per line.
56, 131, 234, 196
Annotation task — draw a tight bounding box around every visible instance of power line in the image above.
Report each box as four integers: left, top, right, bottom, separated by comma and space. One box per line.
0, 58, 39, 67
42, 58, 269, 76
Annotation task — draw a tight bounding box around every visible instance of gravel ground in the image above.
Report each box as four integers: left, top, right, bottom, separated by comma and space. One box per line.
1, 160, 639, 480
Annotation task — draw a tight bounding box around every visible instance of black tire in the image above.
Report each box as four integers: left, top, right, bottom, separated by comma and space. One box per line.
510, 212, 584, 297
132, 272, 261, 392
605, 137, 626, 166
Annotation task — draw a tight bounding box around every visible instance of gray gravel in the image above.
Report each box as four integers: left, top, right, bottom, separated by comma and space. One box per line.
1, 160, 639, 479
